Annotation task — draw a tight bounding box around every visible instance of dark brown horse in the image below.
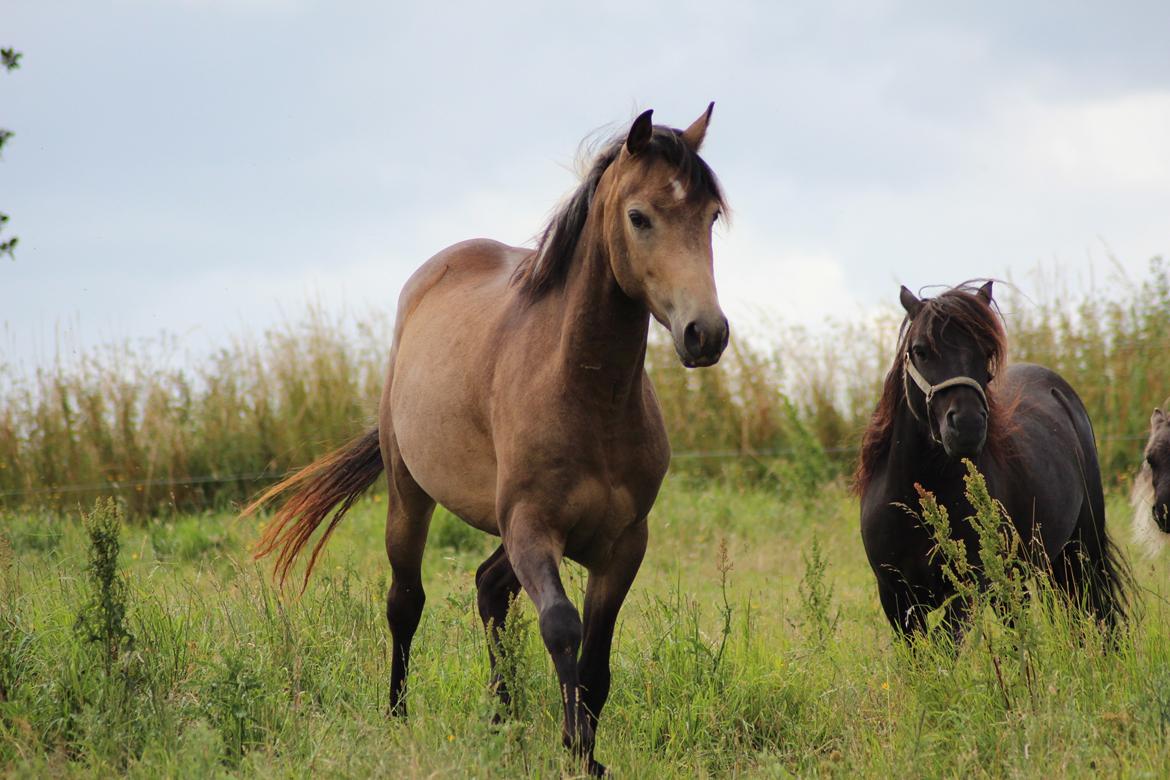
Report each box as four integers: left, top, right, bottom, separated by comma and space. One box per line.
1132, 402, 1170, 554
244, 106, 728, 775
858, 281, 1129, 637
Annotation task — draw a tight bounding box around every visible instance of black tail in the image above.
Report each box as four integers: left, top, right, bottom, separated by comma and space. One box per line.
1077, 518, 1134, 631
1052, 386, 1134, 629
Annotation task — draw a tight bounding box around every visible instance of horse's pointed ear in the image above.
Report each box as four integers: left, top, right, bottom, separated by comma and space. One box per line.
626, 109, 654, 155
1154, 408, 1166, 430
899, 286, 923, 319
681, 102, 714, 151
977, 280, 994, 303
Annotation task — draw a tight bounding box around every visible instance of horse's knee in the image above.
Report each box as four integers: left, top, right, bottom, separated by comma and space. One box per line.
539, 600, 582, 657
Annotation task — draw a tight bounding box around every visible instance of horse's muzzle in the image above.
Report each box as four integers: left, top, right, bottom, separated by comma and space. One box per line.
939, 407, 987, 459
677, 314, 729, 368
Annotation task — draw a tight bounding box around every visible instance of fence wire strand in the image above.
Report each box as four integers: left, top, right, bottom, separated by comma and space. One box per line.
0, 434, 1151, 500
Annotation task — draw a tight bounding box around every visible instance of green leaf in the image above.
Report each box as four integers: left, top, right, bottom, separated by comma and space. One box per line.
0, 49, 22, 71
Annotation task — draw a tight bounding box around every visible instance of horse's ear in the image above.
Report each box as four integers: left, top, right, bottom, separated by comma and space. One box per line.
626, 109, 654, 155
977, 280, 994, 303
899, 286, 923, 319
681, 102, 714, 151
1154, 408, 1166, 430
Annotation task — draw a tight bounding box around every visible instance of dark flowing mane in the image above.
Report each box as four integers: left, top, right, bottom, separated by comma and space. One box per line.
854, 282, 1012, 492
510, 124, 726, 299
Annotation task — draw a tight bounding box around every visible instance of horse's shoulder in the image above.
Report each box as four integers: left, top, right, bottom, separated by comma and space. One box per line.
858, 473, 902, 531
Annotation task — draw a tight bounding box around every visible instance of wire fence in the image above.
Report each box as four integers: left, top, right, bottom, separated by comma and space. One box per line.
0, 433, 1151, 500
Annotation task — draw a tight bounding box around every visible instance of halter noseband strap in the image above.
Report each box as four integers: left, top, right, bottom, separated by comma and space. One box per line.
903, 351, 988, 443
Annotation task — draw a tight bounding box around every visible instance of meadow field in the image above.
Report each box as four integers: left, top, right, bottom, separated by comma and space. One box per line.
5, 478, 1170, 778
2, 261, 1170, 777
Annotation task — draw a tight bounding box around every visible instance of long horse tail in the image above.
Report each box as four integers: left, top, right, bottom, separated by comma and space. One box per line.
1052, 387, 1134, 629
243, 427, 384, 591
1074, 499, 1135, 632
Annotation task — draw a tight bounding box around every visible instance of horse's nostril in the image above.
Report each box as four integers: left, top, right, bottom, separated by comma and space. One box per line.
684, 322, 704, 355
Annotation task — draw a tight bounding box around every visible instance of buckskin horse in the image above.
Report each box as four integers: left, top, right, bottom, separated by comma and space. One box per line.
1132, 401, 1170, 554
244, 105, 729, 774
858, 281, 1129, 638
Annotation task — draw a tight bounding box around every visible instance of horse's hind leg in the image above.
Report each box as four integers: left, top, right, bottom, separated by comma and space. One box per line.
382, 432, 436, 717
475, 544, 522, 718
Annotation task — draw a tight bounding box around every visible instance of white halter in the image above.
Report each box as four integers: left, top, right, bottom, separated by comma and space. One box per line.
903, 351, 988, 444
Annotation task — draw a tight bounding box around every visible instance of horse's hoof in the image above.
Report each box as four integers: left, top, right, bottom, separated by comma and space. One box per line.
587, 758, 608, 777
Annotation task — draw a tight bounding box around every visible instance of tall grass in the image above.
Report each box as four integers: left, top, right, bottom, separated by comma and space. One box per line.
1004, 258, 1170, 478
2, 260, 1167, 515
0, 307, 389, 514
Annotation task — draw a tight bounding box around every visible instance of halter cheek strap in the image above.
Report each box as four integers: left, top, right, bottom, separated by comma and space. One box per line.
903, 352, 988, 443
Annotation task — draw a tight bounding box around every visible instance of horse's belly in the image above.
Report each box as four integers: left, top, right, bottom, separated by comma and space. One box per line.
388, 304, 502, 534
400, 424, 499, 533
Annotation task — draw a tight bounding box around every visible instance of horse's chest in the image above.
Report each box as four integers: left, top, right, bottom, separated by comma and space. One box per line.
864, 484, 974, 586
566, 463, 660, 523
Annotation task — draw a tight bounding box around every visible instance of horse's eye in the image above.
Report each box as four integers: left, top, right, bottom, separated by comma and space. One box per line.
911, 345, 928, 360
628, 210, 651, 230
711, 210, 721, 225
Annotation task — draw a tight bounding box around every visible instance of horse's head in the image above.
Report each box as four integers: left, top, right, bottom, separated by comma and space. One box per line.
1146, 407, 1170, 530
596, 105, 729, 367
899, 281, 1005, 460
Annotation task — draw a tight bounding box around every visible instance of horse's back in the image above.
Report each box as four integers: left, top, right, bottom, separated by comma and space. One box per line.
996, 362, 1103, 555
393, 239, 527, 330
1000, 362, 1096, 451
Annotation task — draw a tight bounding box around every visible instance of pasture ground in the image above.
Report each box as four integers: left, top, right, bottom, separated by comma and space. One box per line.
3, 477, 1170, 778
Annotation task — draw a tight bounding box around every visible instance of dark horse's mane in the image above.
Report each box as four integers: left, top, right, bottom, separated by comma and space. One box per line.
511, 124, 726, 299
854, 282, 1013, 493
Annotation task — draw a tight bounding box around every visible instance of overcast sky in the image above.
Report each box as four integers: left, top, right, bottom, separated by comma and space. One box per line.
3, 1, 1169, 369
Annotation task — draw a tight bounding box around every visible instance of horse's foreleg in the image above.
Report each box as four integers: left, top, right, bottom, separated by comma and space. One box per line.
878, 578, 930, 639
475, 544, 522, 719
501, 513, 594, 772
577, 519, 647, 770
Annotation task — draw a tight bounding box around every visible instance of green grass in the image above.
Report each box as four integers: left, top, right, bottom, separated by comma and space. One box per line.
4, 480, 1170, 777
3, 259, 1168, 517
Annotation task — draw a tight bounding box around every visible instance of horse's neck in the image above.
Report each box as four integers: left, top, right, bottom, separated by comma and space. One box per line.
887, 406, 958, 493
553, 231, 650, 404
888, 406, 1002, 510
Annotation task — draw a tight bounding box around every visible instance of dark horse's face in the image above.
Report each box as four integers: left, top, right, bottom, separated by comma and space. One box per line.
1147, 408, 1170, 530
899, 282, 999, 460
